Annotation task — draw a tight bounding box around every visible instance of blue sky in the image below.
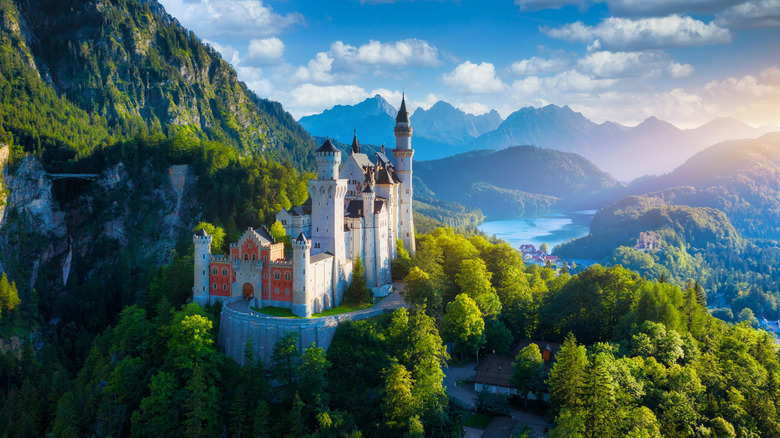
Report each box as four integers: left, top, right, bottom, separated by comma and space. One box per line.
158, 0, 780, 127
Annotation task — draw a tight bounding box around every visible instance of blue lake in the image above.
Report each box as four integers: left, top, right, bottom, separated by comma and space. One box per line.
478, 210, 596, 250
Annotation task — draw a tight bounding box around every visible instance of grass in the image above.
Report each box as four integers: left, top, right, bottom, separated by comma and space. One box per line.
463, 413, 493, 430
250, 301, 372, 319
250, 306, 303, 318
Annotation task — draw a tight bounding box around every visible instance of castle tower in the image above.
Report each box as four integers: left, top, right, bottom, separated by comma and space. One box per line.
351, 129, 361, 154
310, 139, 348, 262
291, 232, 312, 317
193, 228, 212, 306
362, 172, 378, 287
393, 95, 416, 255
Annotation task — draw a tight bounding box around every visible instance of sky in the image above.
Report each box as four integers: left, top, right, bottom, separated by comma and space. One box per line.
157, 0, 780, 128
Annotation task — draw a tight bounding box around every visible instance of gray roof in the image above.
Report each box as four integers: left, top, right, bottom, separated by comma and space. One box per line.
194, 228, 209, 237
345, 199, 385, 218
396, 95, 410, 123
317, 138, 339, 153
295, 232, 307, 243
252, 227, 274, 245
351, 153, 374, 171
311, 252, 334, 263
375, 151, 391, 166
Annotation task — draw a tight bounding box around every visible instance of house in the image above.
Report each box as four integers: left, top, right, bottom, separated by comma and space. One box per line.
474, 340, 562, 396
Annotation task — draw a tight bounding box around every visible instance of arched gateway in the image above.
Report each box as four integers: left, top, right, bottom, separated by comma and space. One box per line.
243, 283, 253, 299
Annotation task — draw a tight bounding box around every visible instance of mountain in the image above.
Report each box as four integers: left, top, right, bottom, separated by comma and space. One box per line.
466, 106, 779, 181
628, 133, 780, 239
299, 98, 504, 160
8, 0, 316, 168
415, 145, 622, 219
299, 94, 397, 146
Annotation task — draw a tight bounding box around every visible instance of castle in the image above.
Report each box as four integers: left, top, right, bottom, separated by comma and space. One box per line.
193, 96, 416, 317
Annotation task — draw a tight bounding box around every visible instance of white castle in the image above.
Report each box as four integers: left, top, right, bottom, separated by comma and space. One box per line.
193, 96, 416, 317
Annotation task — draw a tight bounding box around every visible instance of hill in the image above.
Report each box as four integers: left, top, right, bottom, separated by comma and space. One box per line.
415, 145, 622, 219
4, 0, 316, 168
467, 105, 777, 181
630, 133, 780, 239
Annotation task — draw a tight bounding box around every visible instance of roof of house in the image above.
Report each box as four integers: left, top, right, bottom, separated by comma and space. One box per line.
474, 340, 564, 388
350, 153, 374, 171
345, 199, 386, 218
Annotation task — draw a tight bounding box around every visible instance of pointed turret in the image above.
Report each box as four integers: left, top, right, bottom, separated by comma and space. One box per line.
396, 94, 410, 124
351, 130, 361, 154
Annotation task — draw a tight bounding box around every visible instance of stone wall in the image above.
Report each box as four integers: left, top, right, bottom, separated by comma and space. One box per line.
219, 298, 395, 365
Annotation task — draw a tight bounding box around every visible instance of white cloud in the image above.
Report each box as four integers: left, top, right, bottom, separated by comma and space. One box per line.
286, 84, 369, 116
543, 15, 732, 50
236, 66, 274, 96
158, 0, 304, 38
549, 70, 618, 92
455, 101, 494, 116
509, 56, 570, 75
605, 0, 743, 16
330, 39, 440, 68
716, 0, 780, 29
440, 61, 507, 94
204, 40, 240, 65
245, 38, 285, 65
578, 51, 693, 79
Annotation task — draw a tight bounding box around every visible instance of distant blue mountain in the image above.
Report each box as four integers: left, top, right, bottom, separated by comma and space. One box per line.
301, 98, 777, 181
298, 94, 397, 147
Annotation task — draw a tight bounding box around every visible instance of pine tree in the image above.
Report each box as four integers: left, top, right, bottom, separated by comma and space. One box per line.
183, 364, 218, 438
583, 353, 617, 438
0, 273, 21, 318
547, 333, 588, 415
345, 256, 371, 305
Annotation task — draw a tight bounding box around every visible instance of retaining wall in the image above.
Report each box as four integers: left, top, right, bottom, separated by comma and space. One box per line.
219, 298, 395, 365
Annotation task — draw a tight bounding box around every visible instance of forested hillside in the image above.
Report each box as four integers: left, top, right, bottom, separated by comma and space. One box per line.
557, 135, 780, 323
416, 145, 622, 220
1, 0, 316, 168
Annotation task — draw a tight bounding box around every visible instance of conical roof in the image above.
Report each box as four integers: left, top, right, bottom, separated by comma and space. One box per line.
351, 130, 361, 154
317, 138, 340, 153
396, 94, 410, 123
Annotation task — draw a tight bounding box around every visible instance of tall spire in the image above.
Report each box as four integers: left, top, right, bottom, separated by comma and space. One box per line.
351, 129, 361, 154
396, 93, 410, 124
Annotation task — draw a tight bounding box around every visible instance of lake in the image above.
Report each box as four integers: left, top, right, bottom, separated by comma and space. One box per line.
478, 210, 596, 250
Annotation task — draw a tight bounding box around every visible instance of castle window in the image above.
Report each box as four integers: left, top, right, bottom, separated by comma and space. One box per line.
244, 254, 248, 261
213, 283, 217, 289
212, 268, 218, 275
274, 271, 280, 280
248, 243, 252, 249
285, 272, 290, 281
285, 288, 290, 296
222, 269, 228, 276
263, 256, 267, 261
263, 287, 268, 294
222, 284, 227, 290
263, 273, 267, 279
275, 288, 279, 295
203, 254, 205, 259
252, 254, 256, 261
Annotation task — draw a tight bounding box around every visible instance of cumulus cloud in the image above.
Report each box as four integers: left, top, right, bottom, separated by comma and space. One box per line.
158, 0, 304, 38
244, 38, 285, 65
515, 0, 743, 16
716, 0, 780, 29
578, 51, 694, 79
440, 61, 507, 94
543, 15, 732, 50
509, 56, 570, 76
236, 66, 274, 96
204, 40, 240, 65
329, 39, 440, 68
286, 84, 369, 116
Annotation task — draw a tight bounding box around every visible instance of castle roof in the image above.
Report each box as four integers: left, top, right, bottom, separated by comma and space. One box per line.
396, 95, 410, 124
375, 166, 395, 185
311, 252, 334, 263
351, 153, 374, 171
194, 228, 209, 237
351, 130, 361, 154
295, 232, 307, 243
362, 183, 374, 194
250, 227, 274, 245
375, 151, 391, 166
345, 199, 386, 218
317, 138, 339, 153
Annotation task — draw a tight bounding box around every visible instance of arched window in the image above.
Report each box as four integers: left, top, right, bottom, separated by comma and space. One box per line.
212, 268, 218, 275
213, 283, 217, 289
275, 288, 279, 295
284, 272, 291, 281
274, 271, 280, 280
244, 254, 248, 261
222, 284, 227, 290
285, 288, 290, 296
263, 273, 267, 279
252, 254, 256, 261
222, 269, 228, 276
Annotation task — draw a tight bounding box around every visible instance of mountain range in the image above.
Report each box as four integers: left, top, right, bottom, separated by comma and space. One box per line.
300, 96, 778, 181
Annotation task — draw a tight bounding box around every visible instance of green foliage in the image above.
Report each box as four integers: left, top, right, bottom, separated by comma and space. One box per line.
400, 266, 442, 316
0, 272, 21, 319
510, 343, 545, 407
345, 256, 372, 305
193, 222, 226, 254
547, 333, 588, 415
442, 294, 485, 358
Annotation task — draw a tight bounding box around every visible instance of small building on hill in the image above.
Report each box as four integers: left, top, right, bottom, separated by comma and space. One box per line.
474, 340, 562, 395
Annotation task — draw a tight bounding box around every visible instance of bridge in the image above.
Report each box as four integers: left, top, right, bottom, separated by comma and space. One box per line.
46, 173, 100, 182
